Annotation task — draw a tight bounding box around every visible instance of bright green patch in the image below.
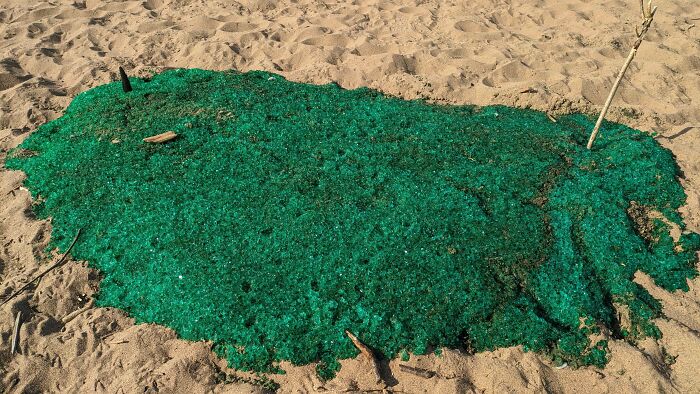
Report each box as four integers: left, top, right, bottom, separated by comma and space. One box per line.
8, 69, 699, 376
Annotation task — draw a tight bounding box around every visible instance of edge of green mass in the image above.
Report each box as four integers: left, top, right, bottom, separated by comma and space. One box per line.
4, 68, 700, 380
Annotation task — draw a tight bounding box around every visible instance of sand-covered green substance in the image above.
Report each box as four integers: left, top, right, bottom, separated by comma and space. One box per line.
8, 69, 700, 377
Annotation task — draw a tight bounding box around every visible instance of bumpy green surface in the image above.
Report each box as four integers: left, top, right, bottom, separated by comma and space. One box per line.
8, 69, 700, 376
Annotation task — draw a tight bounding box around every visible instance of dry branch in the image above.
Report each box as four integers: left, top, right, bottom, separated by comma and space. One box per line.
0, 229, 82, 308
143, 131, 178, 143
586, 0, 657, 149
11, 311, 22, 355
345, 330, 383, 385
398, 364, 436, 378
346, 330, 373, 359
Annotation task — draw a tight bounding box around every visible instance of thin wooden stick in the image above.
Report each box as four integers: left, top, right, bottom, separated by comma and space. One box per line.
345, 330, 383, 385
587, 1, 657, 149
0, 229, 82, 308
345, 330, 373, 359
61, 300, 94, 325
11, 311, 22, 354
398, 364, 435, 378
143, 131, 178, 143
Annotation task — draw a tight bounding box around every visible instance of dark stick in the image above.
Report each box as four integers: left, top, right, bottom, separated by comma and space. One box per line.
0, 229, 82, 308
119, 66, 132, 92
398, 364, 436, 379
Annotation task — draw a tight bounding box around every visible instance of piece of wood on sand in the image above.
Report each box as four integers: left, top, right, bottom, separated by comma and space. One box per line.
345, 330, 383, 385
143, 131, 178, 143
586, 0, 657, 149
11, 311, 22, 355
398, 364, 436, 378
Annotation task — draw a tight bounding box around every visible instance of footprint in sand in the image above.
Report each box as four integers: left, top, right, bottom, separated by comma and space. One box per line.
398, 6, 431, 16
41, 31, 64, 45
220, 22, 260, 33
301, 34, 351, 47
489, 60, 533, 84
0, 59, 32, 91
26, 23, 47, 39
444, 48, 471, 59
0, 73, 28, 91
351, 42, 388, 56
454, 20, 490, 33
27, 7, 60, 20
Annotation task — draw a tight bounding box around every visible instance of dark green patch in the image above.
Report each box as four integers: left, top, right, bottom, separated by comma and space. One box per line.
7, 69, 699, 376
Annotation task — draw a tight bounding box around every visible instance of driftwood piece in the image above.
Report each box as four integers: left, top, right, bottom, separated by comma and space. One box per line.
345, 330, 383, 385
398, 364, 436, 379
143, 131, 178, 143
11, 311, 22, 355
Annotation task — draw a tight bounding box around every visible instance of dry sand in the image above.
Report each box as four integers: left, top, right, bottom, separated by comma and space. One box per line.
1, 0, 700, 392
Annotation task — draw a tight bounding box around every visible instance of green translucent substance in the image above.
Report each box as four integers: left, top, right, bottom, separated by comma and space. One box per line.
8, 69, 699, 376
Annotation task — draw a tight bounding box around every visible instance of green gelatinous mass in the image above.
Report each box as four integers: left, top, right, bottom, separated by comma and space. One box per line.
8, 69, 699, 375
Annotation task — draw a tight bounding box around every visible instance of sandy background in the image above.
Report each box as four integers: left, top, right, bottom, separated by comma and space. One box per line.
1, 0, 699, 392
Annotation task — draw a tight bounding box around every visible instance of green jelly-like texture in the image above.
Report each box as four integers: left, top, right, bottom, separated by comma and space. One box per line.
8, 69, 700, 378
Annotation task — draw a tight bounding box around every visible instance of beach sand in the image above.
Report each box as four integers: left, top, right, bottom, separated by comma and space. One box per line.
1, 0, 699, 392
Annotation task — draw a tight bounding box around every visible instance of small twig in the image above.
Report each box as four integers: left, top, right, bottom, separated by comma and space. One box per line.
587, 1, 657, 149
100, 331, 118, 342
143, 131, 178, 143
61, 299, 94, 324
398, 364, 435, 378
11, 311, 22, 355
0, 229, 82, 308
345, 330, 383, 385
106, 340, 129, 345
346, 330, 373, 359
